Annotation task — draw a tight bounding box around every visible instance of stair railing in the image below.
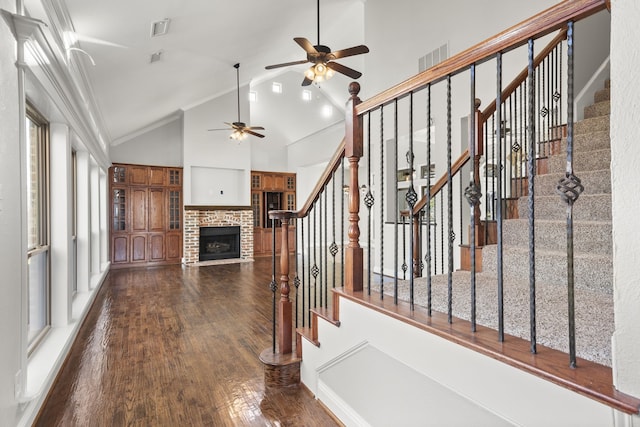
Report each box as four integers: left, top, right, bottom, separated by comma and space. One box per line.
351, 0, 607, 369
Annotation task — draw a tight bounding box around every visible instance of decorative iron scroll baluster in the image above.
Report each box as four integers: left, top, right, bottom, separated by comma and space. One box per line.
301, 216, 306, 328
323, 187, 328, 305
402, 214, 408, 280
379, 106, 385, 299
496, 52, 505, 341
312, 207, 318, 311
447, 75, 453, 324
341, 158, 345, 287
465, 64, 481, 332
294, 219, 300, 329
331, 172, 338, 292
556, 21, 582, 369
527, 38, 538, 354
407, 92, 416, 308
393, 99, 399, 305
365, 112, 374, 295
270, 219, 277, 353
426, 84, 432, 315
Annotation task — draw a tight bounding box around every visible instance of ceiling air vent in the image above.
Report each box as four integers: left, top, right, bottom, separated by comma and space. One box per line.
150, 18, 171, 37
150, 50, 163, 64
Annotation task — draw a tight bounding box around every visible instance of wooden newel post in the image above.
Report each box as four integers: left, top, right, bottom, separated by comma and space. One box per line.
269, 210, 294, 355
345, 82, 363, 293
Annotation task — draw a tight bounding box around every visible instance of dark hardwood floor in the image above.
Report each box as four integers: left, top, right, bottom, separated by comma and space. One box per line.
35, 258, 340, 426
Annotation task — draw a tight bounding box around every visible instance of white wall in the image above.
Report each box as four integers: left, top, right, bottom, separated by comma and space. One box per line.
610, 0, 640, 399
0, 1, 24, 424
183, 86, 251, 206
110, 117, 183, 167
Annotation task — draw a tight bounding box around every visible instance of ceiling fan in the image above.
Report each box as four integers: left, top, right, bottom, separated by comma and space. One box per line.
208, 63, 265, 140
264, 0, 369, 86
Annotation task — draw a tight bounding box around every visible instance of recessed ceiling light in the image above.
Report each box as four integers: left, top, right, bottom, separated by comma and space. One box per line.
248, 91, 257, 102
302, 90, 312, 101
272, 82, 282, 94
151, 18, 171, 37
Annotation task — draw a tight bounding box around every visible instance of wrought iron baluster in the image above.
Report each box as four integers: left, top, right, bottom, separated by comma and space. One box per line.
307, 213, 312, 325
331, 172, 338, 291
527, 38, 538, 355
402, 214, 407, 280
379, 106, 385, 299
301, 216, 306, 328
394, 98, 399, 304
270, 219, 277, 353
447, 75, 454, 324
556, 21, 581, 369
407, 92, 417, 309
341, 158, 345, 287
440, 191, 444, 275
318, 193, 323, 307
323, 187, 328, 306
294, 219, 300, 329
312, 206, 318, 311
426, 84, 432, 315
496, 52, 505, 341
365, 112, 375, 295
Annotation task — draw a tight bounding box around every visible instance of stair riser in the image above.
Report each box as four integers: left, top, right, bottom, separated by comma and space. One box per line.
574, 115, 609, 135
547, 149, 610, 174
517, 195, 611, 221
558, 131, 610, 154
594, 87, 610, 103
584, 100, 610, 119
502, 220, 612, 255
535, 170, 611, 196
482, 246, 612, 293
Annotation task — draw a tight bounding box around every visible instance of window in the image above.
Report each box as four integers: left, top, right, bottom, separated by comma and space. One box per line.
26, 102, 50, 351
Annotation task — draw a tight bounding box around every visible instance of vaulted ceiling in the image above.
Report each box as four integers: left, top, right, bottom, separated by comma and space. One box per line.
59, 0, 366, 146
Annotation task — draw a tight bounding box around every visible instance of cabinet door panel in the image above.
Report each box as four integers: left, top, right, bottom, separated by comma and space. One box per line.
131, 188, 148, 232
149, 234, 165, 261
166, 233, 182, 260
129, 166, 148, 185
148, 188, 165, 232
149, 167, 165, 186
112, 236, 128, 263
131, 234, 147, 262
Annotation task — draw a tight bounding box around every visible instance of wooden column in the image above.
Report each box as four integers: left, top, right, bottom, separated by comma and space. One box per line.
268, 210, 294, 355
344, 82, 363, 293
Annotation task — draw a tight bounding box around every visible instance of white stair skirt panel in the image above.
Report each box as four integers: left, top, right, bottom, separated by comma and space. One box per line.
317, 343, 513, 427
300, 297, 617, 427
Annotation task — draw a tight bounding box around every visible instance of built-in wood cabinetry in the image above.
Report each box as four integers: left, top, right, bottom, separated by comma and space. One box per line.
251, 170, 296, 256
109, 163, 183, 268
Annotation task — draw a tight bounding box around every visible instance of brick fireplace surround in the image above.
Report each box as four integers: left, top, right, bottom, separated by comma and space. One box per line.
183, 206, 253, 265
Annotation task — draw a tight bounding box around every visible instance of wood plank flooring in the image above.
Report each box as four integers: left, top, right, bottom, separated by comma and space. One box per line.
35, 259, 340, 426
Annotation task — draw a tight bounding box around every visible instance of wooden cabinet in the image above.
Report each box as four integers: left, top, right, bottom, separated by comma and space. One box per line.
109, 164, 183, 268
251, 170, 296, 256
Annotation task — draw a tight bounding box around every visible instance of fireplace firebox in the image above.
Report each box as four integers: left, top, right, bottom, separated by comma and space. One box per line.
199, 226, 241, 261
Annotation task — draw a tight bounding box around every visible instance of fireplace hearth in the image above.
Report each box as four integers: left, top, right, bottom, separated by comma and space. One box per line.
199, 226, 240, 261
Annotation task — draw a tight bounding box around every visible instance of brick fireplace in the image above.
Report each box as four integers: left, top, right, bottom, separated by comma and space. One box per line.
183, 206, 253, 265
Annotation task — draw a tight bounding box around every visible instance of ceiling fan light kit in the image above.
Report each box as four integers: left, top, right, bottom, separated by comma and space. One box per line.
265, 0, 369, 86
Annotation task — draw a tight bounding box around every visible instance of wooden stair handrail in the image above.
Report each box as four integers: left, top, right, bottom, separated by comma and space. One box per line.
294, 138, 346, 219
481, 28, 568, 121
412, 149, 470, 215
356, 0, 606, 116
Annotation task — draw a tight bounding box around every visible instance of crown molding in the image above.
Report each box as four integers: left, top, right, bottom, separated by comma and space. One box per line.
1, 9, 111, 169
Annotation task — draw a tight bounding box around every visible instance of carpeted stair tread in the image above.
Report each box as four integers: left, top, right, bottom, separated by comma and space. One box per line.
502, 219, 612, 255
535, 169, 611, 195
558, 130, 610, 153
574, 115, 609, 135
386, 271, 613, 366
518, 193, 611, 221
584, 100, 610, 119
594, 86, 610, 103
481, 244, 612, 294
547, 148, 610, 174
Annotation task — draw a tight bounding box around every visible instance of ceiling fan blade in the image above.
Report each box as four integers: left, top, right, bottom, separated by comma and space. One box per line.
245, 130, 265, 138
331, 45, 369, 59
294, 37, 318, 54
302, 76, 313, 86
246, 126, 265, 131
265, 59, 309, 70
327, 62, 362, 79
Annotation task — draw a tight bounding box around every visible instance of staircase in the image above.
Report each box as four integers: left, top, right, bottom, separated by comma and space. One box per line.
479, 79, 613, 364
